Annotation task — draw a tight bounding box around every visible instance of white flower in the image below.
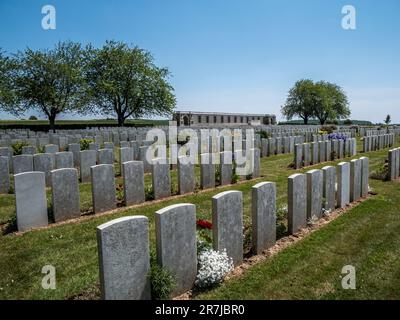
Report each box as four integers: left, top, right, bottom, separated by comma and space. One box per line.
307, 214, 319, 226
195, 248, 234, 288
321, 208, 331, 217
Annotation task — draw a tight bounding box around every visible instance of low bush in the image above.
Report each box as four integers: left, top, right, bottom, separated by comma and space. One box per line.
11, 141, 30, 155
150, 249, 176, 300
79, 139, 93, 151
370, 161, 389, 181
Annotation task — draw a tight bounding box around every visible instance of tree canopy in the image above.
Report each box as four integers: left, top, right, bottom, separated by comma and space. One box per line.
281, 79, 315, 125
282, 79, 350, 125
0, 50, 17, 111
3, 41, 88, 131
0, 40, 176, 128
85, 40, 176, 126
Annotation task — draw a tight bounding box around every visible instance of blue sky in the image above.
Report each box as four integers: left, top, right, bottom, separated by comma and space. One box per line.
0, 0, 399, 123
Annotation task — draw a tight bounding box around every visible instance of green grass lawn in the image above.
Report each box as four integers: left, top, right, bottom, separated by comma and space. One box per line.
0, 138, 398, 299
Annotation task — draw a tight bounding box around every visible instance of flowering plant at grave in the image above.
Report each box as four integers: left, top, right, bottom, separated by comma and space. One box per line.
328, 133, 347, 141
195, 248, 234, 289
307, 215, 319, 226
196, 219, 212, 230
321, 208, 332, 217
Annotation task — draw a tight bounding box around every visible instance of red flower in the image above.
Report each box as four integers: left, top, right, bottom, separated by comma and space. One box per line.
196, 219, 212, 229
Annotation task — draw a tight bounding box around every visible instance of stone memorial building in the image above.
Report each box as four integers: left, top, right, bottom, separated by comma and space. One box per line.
173, 111, 276, 127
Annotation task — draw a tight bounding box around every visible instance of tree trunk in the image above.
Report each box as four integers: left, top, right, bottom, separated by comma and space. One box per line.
117, 113, 125, 127
49, 115, 57, 133
304, 117, 309, 125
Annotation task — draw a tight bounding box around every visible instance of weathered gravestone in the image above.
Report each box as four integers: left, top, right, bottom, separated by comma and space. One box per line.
294, 144, 303, 169
151, 158, 171, 200
68, 143, 81, 167
350, 159, 361, 202
212, 190, 243, 266
89, 142, 100, 151
104, 142, 114, 150
120, 141, 129, 148
80, 150, 97, 183
220, 151, 233, 185
322, 166, 336, 212
360, 157, 369, 197
98, 148, 114, 165
325, 140, 332, 161
303, 144, 311, 167
0, 156, 10, 193
45, 144, 59, 154
33, 153, 54, 187
155, 204, 197, 295
306, 169, 323, 219
311, 142, 319, 165
251, 181, 276, 254
139, 146, 151, 173
13, 154, 33, 174
178, 156, 195, 194
51, 168, 80, 222
91, 164, 116, 214
250, 148, 260, 178
200, 153, 215, 189
21, 145, 36, 155
55, 152, 74, 169
288, 173, 307, 234
97, 216, 150, 300
14, 171, 48, 231
337, 162, 350, 208
0, 147, 13, 173
122, 161, 145, 205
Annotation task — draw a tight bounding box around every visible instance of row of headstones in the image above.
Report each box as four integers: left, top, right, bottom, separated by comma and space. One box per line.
294, 138, 357, 169
0, 140, 147, 177
7, 149, 261, 231
362, 134, 394, 153
288, 157, 369, 234
388, 148, 400, 181
96, 157, 369, 300
96, 182, 277, 300
0, 130, 152, 149
260, 136, 305, 157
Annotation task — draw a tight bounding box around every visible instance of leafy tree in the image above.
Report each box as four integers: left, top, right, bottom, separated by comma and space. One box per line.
281, 79, 315, 124
85, 40, 176, 126
282, 79, 350, 125
10, 41, 88, 132
0, 50, 18, 111
28, 115, 38, 120
384, 114, 391, 125
313, 81, 350, 125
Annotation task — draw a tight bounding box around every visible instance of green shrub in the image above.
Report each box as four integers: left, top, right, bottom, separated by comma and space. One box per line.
79, 139, 93, 151
150, 249, 175, 300
11, 141, 30, 155
145, 184, 155, 201
370, 161, 389, 181
37, 145, 45, 153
